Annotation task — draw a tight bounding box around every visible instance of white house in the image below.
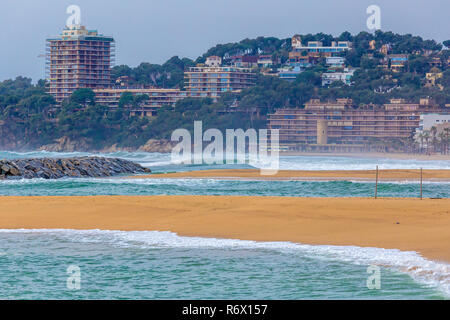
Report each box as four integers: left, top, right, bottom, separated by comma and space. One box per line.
321, 68, 355, 86
205, 56, 222, 67
414, 113, 450, 147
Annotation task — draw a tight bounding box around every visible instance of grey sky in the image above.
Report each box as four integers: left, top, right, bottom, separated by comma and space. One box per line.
0, 0, 449, 82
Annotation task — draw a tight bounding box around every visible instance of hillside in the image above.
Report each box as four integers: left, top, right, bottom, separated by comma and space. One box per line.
0, 31, 449, 151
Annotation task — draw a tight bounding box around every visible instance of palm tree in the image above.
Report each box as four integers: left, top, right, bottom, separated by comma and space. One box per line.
438, 132, 446, 154
423, 131, 431, 154
443, 128, 450, 154
418, 132, 426, 153
430, 126, 438, 153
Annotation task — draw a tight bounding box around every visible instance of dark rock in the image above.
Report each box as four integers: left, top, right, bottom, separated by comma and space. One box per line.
9, 167, 20, 176
0, 157, 151, 180
1, 164, 11, 173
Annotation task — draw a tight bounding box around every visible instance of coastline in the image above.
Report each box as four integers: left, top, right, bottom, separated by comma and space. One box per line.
3, 149, 450, 162
1, 195, 449, 263
130, 169, 450, 182
279, 152, 450, 161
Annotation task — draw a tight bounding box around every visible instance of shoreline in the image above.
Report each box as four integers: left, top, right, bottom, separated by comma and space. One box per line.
279, 152, 450, 161
2, 149, 450, 161
1, 195, 449, 263
129, 169, 450, 182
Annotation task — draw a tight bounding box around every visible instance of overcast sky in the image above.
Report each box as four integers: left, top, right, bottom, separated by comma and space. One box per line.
0, 0, 449, 82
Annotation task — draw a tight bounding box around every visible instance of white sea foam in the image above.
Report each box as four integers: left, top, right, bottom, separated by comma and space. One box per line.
0, 228, 448, 297
2, 151, 450, 170
278, 156, 450, 171
2, 176, 447, 187
0, 177, 224, 187
347, 180, 450, 185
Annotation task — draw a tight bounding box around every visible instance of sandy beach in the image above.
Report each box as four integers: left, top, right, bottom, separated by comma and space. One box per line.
131, 169, 450, 182
279, 152, 450, 161
1, 195, 449, 263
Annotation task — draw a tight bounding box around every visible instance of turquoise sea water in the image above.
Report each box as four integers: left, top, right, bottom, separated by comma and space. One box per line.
0, 230, 448, 300
1, 150, 448, 198
0, 177, 448, 198
0, 150, 449, 299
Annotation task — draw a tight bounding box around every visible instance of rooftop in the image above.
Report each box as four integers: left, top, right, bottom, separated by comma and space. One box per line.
47, 25, 114, 42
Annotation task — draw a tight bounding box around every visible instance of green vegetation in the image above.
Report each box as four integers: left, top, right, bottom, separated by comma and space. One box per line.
0, 81, 259, 149
111, 56, 195, 89
197, 36, 290, 64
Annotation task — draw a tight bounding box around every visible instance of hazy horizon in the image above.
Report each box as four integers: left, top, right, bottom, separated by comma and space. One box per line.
0, 0, 449, 82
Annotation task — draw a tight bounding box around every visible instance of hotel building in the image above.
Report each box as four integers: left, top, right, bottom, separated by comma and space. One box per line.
46, 25, 115, 103
184, 65, 257, 100
93, 87, 188, 116
267, 98, 441, 148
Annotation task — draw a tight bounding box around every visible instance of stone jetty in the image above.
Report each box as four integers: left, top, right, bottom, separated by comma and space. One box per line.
0, 157, 151, 180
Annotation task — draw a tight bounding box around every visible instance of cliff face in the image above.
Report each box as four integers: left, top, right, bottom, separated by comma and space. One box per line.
35, 137, 175, 153
138, 139, 175, 153
38, 136, 92, 152
0, 122, 175, 153
0, 123, 26, 150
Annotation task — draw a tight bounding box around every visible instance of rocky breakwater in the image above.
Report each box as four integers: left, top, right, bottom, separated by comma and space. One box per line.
0, 157, 151, 180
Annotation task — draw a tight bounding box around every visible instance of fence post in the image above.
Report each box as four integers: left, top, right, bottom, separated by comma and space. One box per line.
375, 165, 378, 199
420, 168, 423, 200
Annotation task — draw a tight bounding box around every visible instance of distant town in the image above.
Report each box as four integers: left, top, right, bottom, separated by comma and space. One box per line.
0, 23, 449, 153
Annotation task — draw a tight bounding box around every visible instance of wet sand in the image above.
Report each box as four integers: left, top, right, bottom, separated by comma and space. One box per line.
1, 196, 449, 263
130, 169, 450, 182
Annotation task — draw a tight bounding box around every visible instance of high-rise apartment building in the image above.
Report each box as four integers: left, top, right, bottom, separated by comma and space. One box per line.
46, 25, 115, 103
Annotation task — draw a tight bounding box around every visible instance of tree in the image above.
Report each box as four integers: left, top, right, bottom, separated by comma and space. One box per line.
296, 71, 321, 86
118, 92, 134, 109
111, 56, 195, 88
134, 94, 150, 117
443, 128, 450, 154
134, 94, 149, 107
1, 31, 449, 151
70, 88, 95, 107
338, 31, 353, 42
360, 56, 378, 69
408, 55, 429, 74
423, 131, 431, 154
430, 126, 438, 152
438, 132, 446, 154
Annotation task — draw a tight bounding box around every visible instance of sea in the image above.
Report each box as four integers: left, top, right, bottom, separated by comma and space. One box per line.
0, 150, 449, 299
